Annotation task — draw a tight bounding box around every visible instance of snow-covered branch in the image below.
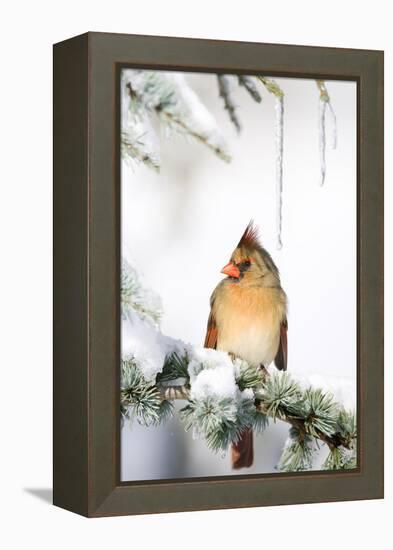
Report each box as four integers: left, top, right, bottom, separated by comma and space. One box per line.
121, 69, 231, 169
121, 72, 339, 252
121, 258, 356, 472
217, 75, 241, 132
238, 75, 262, 103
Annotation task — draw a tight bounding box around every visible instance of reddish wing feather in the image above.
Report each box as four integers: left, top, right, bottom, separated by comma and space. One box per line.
274, 319, 288, 371
204, 311, 218, 349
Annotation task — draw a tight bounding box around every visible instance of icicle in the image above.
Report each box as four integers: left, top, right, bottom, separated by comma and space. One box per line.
318, 98, 327, 186
275, 96, 284, 250
257, 77, 285, 249
327, 101, 337, 150
316, 80, 337, 186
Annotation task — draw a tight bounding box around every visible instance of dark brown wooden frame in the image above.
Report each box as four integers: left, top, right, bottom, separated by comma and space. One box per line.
53, 32, 384, 517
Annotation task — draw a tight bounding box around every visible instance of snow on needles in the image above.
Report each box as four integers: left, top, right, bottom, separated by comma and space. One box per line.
189, 347, 253, 402
122, 310, 188, 383
191, 365, 239, 401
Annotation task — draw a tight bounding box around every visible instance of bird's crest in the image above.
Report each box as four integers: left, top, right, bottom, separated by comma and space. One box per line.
237, 221, 260, 249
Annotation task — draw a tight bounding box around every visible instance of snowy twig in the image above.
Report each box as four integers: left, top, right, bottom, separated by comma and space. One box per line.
160, 109, 231, 162
256, 400, 351, 451
217, 75, 241, 132
238, 75, 262, 103
121, 70, 231, 166
149, 377, 352, 451
121, 130, 160, 172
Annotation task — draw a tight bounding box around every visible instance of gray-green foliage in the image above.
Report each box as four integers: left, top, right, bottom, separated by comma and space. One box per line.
180, 392, 266, 453
257, 372, 303, 418
235, 361, 265, 391
302, 387, 339, 437
156, 352, 190, 384
121, 358, 173, 426
323, 446, 357, 470
278, 427, 316, 472
121, 350, 356, 469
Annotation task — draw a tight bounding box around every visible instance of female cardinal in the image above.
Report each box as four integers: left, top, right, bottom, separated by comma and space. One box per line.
204, 222, 288, 469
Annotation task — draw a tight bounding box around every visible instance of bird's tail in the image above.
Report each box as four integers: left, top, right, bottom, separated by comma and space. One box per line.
231, 427, 253, 469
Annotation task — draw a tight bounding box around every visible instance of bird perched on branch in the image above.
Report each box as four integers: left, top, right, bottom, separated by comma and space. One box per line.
204, 222, 288, 469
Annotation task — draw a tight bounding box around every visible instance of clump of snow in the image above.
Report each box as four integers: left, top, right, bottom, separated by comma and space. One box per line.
191, 365, 239, 401
241, 387, 255, 400
122, 309, 188, 383
189, 347, 255, 402
188, 347, 233, 382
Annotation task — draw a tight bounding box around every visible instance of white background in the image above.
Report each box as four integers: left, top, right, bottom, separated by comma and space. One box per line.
0, 1, 390, 549
121, 75, 357, 480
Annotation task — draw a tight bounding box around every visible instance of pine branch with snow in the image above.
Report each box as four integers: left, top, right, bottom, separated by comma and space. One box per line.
121, 71, 340, 252
277, 427, 317, 472
120, 258, 355, 470
121, 358, 174, 426
121, 259, 163, 327
121, 69, 231, 168
217, 75, 242, 133
121, 315, 356, 469
238, 75, 263, 103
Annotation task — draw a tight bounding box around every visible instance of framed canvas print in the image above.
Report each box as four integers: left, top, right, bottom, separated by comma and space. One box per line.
53, 32, 384, 517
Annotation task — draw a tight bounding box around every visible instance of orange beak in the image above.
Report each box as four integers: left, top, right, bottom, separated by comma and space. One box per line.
221, 262, 240, 279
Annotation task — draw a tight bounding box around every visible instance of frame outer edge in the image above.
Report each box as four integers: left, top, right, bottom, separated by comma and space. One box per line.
360, 50, 384, 498
53, 33, 90, 517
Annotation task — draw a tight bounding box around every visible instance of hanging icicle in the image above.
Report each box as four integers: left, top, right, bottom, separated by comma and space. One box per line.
274, 95, 284, 250
316, 80, 337, 186
318, 97, 327, 186
258, 77, 285, 250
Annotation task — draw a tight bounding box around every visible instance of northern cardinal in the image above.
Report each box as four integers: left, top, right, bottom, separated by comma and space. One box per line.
204, 222, 288, 469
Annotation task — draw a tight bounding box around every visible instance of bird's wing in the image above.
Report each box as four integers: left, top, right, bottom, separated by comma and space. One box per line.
204, 288, 219, 349
274, 318, 288, 371
204, 310, 218, 349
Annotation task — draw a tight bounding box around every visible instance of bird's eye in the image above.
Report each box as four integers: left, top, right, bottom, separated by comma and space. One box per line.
238, 260, 251, 271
